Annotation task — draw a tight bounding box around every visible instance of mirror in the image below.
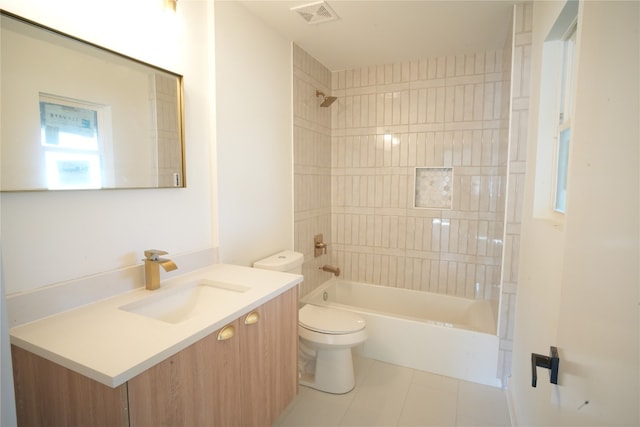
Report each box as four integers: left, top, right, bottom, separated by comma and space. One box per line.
1, 11, 185, 191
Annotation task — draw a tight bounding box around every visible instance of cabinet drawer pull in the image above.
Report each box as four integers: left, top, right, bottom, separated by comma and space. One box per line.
217, 325, 235, 341
244, 311, 260, 325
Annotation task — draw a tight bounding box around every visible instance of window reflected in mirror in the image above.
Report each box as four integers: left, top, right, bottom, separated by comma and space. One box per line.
40, 94, 106, 189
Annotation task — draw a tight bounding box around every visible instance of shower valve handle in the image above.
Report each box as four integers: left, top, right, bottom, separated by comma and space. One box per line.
531, 346, 559, 387
314, 234, 327, 257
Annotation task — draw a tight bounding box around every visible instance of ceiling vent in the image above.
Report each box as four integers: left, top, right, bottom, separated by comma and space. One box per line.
291, 1, 339, 25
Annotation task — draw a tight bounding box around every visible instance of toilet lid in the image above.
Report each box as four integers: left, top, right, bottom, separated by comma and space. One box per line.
299, 304, 366, 334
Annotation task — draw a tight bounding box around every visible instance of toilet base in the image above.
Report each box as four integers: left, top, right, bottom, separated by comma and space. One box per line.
299, 347, 355, 394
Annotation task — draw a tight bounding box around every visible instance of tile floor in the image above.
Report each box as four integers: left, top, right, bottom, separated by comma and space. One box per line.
273, 356, 511, 427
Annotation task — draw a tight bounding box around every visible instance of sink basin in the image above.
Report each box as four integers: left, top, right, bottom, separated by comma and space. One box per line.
120, 280, 250, 324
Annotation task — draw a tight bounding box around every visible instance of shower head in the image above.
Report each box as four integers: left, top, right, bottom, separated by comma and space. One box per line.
316, 90, 337, 107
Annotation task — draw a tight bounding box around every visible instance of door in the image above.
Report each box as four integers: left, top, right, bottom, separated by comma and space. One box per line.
510, 1, 639, 425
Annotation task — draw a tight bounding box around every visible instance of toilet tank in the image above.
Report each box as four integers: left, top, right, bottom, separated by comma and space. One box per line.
253, 250, 304, 274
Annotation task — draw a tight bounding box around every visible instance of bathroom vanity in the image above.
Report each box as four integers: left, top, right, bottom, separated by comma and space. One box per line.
10, 264, 300, 426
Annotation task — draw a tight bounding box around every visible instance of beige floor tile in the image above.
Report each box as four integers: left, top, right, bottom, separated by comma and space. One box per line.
277, 386, 356, 426
352, 353, 375, 382
456, 380, 511, 426
397, 383, 457, 426
358, 359, 414, 388
273, 357, 511, 427
338, 383, 409, 426
339, 360, 413, 426
411, 368, 460, 393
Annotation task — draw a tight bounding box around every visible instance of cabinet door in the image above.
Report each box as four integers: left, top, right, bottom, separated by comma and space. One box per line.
240, 287, 298, 426
11, 345, 129, 427
264, 287, 298, 422
127, 320, 242, 426
240, 305, 268, 426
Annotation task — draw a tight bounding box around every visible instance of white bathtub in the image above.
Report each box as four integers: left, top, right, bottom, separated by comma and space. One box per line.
301, 279, 500, 387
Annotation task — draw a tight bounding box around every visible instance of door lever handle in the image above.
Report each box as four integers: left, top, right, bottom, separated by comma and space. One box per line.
531, 346, 559, 387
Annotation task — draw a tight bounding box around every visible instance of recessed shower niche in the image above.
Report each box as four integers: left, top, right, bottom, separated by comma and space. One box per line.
414, 167, 453, 209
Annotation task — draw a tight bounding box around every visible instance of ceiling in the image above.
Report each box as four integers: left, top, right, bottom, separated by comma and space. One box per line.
236, 0, 517, 71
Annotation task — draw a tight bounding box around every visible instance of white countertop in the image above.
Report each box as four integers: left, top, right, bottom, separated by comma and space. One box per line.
9, 264, 302, 388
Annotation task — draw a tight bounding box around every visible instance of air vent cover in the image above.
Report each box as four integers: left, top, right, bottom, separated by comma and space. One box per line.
291, 1, 339, 24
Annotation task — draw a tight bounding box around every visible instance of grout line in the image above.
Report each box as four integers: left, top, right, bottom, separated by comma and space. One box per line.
453, 377, 460, 427
394, 367, 417, 426
337, 355, 368, 426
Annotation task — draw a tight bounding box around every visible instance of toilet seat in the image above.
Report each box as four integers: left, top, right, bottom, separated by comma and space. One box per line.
299, 304, 365, 335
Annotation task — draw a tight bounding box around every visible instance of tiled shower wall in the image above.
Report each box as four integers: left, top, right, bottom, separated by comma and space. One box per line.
328, 51, 510, 310
292, 44, 334, 297
152, 73, 182, 188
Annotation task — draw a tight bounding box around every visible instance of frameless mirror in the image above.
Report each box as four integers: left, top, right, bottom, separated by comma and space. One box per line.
1, 11, 185, 191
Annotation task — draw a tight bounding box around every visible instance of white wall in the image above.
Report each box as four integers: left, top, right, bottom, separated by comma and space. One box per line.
510, 1, 639, 425
1, 0, 298, 420
0, 0, 217, 294
1, 0, 217, 422
214, 1, 294, 266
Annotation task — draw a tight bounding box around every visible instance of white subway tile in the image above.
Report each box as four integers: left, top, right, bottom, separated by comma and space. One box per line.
434, 132, 444, 165
437, 260, 448, 293
409, 89, 419, 124
366, 94, 376, 126
475, 53, 485, 75
424, 259, 436, 292
410, 60, 419, 81
465, 54, 476, 75
473, 84, 484, 121
455, 54, 465, 76
346, 69, 353, 89
483, 82, 495, 121
416, 59, 426, 80
424, 87, 435, 123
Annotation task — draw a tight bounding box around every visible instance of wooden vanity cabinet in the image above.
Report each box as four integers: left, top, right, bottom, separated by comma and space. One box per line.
11, 345, 129, 427
127, 318, 242, 426
11, 287, 298, 427
128, 286, 298, 426
240, 285, 298, 425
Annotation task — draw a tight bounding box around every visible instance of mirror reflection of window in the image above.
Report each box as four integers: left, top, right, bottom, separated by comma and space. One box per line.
44, 152, 102, 189
39, 94, 105, 189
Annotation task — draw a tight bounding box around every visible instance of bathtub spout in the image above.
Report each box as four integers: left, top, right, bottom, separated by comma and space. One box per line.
320, 265, 341, 276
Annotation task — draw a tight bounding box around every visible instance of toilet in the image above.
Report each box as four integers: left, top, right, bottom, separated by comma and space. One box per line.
297, 304, 366, 394
253, 251, 367, 394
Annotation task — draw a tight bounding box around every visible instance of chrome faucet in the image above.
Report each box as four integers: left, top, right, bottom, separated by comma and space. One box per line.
143, 250, 178, 290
